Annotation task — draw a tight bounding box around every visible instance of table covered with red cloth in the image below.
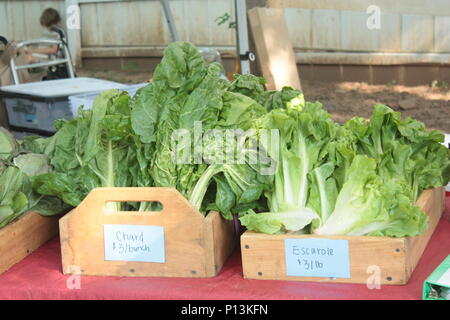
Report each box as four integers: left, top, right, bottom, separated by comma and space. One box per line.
0, 196, 449, 300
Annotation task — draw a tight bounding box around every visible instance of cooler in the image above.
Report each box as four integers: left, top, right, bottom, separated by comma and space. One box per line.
0, 77, 126, 135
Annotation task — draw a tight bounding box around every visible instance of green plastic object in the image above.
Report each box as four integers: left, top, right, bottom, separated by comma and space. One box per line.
423, 255, 450, 300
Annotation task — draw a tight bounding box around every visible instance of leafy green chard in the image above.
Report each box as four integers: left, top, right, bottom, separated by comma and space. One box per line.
256, 86, 302, 111
226, 74, 301, 111
227, 74, 266, 101
13, 154, 51, 177
217, 91, 267, 130
188, 135, 272, 219
131, 42, 272, 217
32, 90, 138, 210
132, 42, 227, 197
186, 83, 273, 218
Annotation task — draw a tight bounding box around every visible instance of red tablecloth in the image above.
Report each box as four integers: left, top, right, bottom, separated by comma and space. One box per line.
0, 197, 449, 300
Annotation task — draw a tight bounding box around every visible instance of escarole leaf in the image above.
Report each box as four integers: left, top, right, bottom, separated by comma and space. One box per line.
308, 162, 338, 224
240, 95, 340, 233
314, 155, 383, 235
240, 208, 318, 234
313, 155, 429, 237
348, 104, 450, 203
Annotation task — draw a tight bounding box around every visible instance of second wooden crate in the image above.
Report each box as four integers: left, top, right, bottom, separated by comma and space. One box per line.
0, 211, 59, 275
241, 187, 444, 285
60, 187, 236, 278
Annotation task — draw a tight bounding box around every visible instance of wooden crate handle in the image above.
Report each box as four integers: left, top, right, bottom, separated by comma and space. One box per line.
75, 187, 204, 221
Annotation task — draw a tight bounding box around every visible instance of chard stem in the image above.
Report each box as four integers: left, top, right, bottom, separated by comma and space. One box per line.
189, 164, 220, 211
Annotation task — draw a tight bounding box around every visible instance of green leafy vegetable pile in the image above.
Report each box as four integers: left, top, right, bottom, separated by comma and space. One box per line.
32, 90, 137, 210
0, 127, 66, 228
240, 101, 450, 237
33, 42, 277, 216
24, 41, 450, 238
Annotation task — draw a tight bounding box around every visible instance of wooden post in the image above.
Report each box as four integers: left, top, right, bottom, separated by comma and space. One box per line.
246, 0, 268, 9
248, 7, 301, 91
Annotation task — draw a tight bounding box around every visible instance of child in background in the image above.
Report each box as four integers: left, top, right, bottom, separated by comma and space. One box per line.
24, 8, 70, 80
24, 8, 67, 59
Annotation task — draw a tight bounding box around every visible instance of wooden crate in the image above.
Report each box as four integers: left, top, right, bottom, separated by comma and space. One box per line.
241, 187, 445, 285
60, 187, 236, 278
0, 211, 60, 274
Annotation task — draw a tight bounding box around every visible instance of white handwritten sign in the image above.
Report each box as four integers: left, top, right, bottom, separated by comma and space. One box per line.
104, 224, 165, 263
284, 238, 350, 278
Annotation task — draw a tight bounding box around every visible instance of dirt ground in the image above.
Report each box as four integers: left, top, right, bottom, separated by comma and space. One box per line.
77, 69, 450, 133
303, 81, 450, 133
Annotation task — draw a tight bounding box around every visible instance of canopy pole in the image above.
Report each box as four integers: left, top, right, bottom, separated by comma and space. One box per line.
160, 0, 179, 42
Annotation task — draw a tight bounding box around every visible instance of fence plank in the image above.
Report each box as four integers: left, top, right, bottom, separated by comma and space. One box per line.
6, 0, 27, 40
207, 0, 236, 46
401, 14, 435, 53
268, 0, 450, 17
434, 16, 450, 52
0, 1, 10, 40
284, 8, 311, 49
80, 3, 100, 46
376, 13, 401, 52
311, 9, 340, 50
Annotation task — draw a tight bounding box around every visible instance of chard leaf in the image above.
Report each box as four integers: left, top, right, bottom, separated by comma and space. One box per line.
13, 153, 51, 177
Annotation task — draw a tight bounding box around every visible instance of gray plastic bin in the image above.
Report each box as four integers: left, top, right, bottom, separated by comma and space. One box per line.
69, 82, 147, 117
0, 77, 126, 134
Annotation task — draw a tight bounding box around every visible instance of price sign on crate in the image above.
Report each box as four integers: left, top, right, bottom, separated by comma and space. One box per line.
104, 224, 165, 263
284, 238, 350, 278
